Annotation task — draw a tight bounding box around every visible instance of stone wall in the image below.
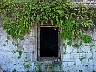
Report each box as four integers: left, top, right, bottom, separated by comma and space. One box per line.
61, 30, 96, 72
0, 18, 96, 72
0, 18, 37, 72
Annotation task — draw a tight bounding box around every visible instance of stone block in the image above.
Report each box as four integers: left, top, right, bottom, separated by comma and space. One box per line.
81, 65, 90, 72
79, 53, 86, 58
80, 46, 90, 53
65, 46, 73, 53
23, 45, 33, 53
92, 45, 96, 53
66, 65, 76, 72
88, 59, 94, 66
75, 65, 82, 72
93, 58, 96, 66
75, 59, 81, 65
93, 52, 96, 60
92, 30, 96, 40
93, 65, 96, 71
67, 62, 75, 66
86, 53, 93, 59
73, 53, 80, 59
62, 54, 71, 61
81, 59, 88, 66
72, 48, 78, 53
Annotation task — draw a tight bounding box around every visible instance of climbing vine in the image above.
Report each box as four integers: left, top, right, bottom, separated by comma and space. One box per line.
0, 0, 96, 46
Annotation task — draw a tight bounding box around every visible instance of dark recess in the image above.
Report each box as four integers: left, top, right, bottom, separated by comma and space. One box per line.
40, 27, 58, 57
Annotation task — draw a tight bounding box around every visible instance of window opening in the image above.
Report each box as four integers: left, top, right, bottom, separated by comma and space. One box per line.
40, 27, 58, 57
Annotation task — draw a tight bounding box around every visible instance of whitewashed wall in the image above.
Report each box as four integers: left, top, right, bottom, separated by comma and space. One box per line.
0, 18, 96, 72
0, 18, 38, 72
61, 40, 96, 72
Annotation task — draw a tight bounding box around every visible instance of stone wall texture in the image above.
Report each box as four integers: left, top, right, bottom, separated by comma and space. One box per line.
0, 19, 96, 72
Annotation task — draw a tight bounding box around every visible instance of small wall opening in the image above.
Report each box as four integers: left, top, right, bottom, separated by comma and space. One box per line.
40, 27, 58, 57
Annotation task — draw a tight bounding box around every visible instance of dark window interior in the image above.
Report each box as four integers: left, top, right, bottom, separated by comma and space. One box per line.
40, 27, 58, 57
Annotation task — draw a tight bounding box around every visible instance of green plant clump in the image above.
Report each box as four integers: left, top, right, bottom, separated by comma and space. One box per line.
17, 50, 23, 59
0, 0, 96, 46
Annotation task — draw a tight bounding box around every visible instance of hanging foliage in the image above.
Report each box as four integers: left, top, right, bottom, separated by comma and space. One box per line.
0, 0, 96, 46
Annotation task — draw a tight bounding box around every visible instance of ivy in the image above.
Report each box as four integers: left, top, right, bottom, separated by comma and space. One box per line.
0, 0, 96, 46
17, 50, 23, 59
82, 35, 92, 43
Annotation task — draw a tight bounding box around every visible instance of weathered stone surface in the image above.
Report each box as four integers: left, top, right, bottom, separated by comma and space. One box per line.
0, 24, 96, 72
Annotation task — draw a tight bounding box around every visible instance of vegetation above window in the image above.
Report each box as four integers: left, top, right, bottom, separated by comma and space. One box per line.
0, 0, 96, 46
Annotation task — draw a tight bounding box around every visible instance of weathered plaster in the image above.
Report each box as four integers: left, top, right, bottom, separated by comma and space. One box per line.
0, 18, 96, 72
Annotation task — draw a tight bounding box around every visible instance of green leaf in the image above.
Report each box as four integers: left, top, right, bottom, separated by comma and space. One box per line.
82, 35, 92, 43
